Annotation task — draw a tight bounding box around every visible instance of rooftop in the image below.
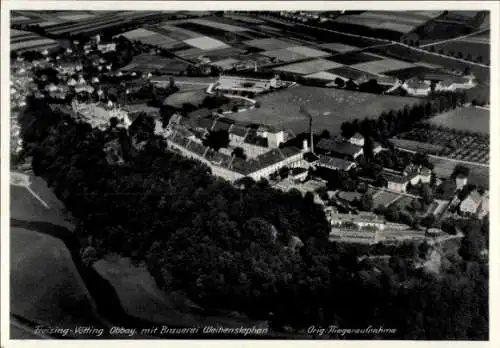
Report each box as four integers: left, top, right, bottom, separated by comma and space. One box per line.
316, 138, 363, 156
317, 155, 356, 171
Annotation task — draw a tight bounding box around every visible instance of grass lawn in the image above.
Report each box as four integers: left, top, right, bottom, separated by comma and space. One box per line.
11, 227, 103, 330
427, 40, 490, 65
393, 196, 415, 210
93, 255, 196, 326
229, 86, 421, 135
10, 174, 74, 231
426, 107, 489, 135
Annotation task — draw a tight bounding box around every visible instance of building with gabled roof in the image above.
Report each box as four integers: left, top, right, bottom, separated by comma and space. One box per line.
316, 138, 363, 160
317, 155, 356, 171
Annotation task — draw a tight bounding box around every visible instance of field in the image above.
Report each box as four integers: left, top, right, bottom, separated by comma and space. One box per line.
395, 124, 489, 164
273, 59, 342, 75
319, 42, 360, 53
426, 39, 490, 65
10, 29, 59, 52
384, 66, 440, 80
163, 90, 207, 109
93, 255, 195, 325
372, 190, 402, 207
10, 175, 74, 230
367, 43, 490, 83
328, 66, 380, 81
327, 52, 383, 66
426, 107, 489, 134
184, 36, 229, 50
227, 86, 420, 134
121, 54, 189, 74
430, 157, 489, 188
244, 38, 295, 51
11, 227, 104, 331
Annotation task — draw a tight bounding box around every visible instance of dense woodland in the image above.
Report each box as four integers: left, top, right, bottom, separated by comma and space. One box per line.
15, 82, 489, 339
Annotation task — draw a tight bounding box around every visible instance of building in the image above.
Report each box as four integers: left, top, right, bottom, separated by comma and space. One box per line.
329, 212, 386, 230
459, 190, 482, 215
384, 165, 432, 193
215, 71, 279, 94
97, 43, 117, 53
348, 132, 364, 147
316, 138, 363, 160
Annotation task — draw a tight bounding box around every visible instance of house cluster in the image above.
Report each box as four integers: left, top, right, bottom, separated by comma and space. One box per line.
314, 132, 383, 171
401, 73, 476, 96
451, 175, 489, 218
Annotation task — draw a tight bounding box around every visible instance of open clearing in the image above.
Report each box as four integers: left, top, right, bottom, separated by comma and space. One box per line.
319, 42, 360, 53
244, 38, 295, 51
228, 86, 420, 134
350, 59, 416, 75
426, 107, 489, 134
11, 227, 103, 329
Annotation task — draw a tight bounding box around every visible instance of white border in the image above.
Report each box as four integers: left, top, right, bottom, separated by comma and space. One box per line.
1, 2, 499, 348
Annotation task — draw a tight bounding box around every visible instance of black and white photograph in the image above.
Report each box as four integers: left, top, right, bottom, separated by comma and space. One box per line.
1, 1, 498, 344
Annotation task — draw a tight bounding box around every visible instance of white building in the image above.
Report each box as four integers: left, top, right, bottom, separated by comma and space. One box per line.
216, 72, 279, 94
348, 132, 365, 147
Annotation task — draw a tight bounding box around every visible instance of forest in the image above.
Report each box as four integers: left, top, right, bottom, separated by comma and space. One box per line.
15, 96, 489, 339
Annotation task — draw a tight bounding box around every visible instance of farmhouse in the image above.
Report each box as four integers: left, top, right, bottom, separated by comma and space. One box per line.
402, 80, 431, 96
215, 71, 279, 94
316, 138, 363, 160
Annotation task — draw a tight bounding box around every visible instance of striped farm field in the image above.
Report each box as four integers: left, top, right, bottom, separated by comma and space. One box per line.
244, 38, 295, 51
10, 29, 59, 52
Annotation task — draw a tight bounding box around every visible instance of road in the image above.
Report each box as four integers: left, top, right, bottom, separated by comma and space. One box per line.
419, 28, 490, 48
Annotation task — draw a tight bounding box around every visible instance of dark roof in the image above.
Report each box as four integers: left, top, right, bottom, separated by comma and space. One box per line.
304, 152, 319, 163
229, 125, 248, 138
212, 119, 234, 132
316, 138, 362, 156
318, 155, 355, 170
205, 148, 232, 167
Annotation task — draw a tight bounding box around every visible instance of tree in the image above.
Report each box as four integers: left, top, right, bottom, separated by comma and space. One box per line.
345, 79, 358, 90
203, 130, 230, 151
279, 166, 290, 179
334, 77, 345, 88
421, 184, 433, 205
421, 215, 435, 232
232, 147, 247, 160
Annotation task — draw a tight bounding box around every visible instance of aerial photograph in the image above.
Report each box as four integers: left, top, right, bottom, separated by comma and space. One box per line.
6, 7, 491, 341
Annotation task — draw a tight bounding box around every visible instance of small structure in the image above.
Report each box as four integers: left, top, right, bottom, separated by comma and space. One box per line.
316, 155, 356, 171
348, 132, 364, 147
402, 80, 431, 96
